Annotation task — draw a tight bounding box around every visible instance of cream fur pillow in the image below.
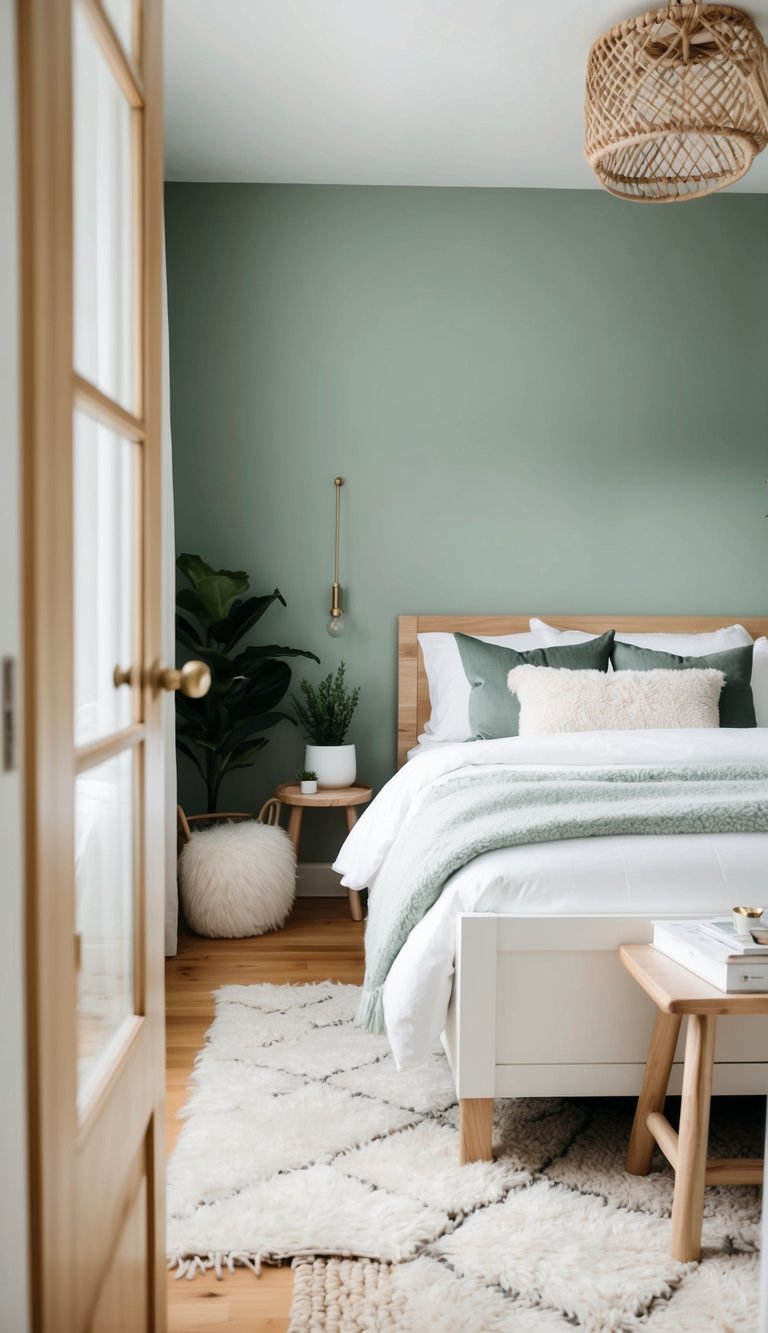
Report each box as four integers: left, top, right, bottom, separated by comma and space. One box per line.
506, 666, 725, 736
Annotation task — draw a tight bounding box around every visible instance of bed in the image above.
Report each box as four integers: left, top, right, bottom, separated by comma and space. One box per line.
335, 614, 768, 1165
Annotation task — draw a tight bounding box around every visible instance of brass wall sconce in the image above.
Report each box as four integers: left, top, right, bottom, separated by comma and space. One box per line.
327, 476, 347, 638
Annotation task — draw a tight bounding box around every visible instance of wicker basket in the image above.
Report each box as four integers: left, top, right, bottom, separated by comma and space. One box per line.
176, 799, 281, 854
585, 4, 768, 202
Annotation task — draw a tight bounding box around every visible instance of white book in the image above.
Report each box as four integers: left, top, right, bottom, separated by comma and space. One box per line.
699, 918, 768, 956
651, 919, 768, 993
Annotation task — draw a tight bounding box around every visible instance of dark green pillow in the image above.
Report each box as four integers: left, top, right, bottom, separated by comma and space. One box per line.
611, 641, 755, 728
455, 630, 615, 740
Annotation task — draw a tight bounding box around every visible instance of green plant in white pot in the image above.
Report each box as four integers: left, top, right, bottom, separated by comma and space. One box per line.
291, 662, 360, 788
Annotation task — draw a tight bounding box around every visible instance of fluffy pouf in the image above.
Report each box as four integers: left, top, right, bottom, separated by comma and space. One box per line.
179, 820, 296, 938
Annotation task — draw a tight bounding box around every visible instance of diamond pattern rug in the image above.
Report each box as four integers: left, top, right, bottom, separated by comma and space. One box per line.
167, 982, 763, 1328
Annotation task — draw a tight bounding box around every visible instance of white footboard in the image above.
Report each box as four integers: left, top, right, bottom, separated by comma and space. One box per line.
443, 914, 768, 1102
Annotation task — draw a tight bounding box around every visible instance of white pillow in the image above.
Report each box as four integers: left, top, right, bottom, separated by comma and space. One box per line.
506, 666, 724, 737
530, 617, 753, 656
751, 638, 768, 726
418, 628, 594, 742
527, 619, 597, 646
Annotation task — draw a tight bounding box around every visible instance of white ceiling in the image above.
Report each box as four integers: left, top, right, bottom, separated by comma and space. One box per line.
164, 0, 768, 191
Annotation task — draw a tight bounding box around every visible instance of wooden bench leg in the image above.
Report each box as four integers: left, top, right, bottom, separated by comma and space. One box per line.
459, 1098, 494, 1164
670, 1014, 716, 1263
627, 1010, 683, 1176
343, 807, 364, 921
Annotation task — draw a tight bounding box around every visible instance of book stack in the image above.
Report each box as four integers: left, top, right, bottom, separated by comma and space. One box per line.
652, 917, 768, 993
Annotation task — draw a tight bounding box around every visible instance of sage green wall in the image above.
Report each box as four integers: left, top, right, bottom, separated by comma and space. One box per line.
165, 184, 768, 853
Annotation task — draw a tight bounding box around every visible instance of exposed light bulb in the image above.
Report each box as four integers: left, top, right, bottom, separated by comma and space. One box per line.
326, 612, 348, 638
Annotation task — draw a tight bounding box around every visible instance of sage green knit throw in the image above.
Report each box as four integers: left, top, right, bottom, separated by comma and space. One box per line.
356, 765, 768, 1034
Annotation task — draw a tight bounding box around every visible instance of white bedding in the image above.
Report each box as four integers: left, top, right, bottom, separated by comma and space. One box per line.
334, 729, 768, 1070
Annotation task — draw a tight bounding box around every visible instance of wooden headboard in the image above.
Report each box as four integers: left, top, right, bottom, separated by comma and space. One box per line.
397, 614, 768, 768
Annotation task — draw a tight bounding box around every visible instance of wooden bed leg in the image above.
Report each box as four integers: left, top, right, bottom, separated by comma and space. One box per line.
459, 1098, 494, 1164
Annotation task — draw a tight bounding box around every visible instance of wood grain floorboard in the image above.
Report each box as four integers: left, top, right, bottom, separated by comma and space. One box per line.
166, 898, 365, 1331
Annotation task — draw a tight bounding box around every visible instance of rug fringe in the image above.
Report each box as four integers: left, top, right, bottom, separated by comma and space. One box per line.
356, 985, 386, 1034
168, 1250, 263, 1280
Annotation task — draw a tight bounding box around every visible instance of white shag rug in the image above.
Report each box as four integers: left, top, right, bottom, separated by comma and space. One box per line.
168, 982, 763, 1330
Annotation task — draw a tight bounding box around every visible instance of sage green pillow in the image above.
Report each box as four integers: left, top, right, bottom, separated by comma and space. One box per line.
455, 630, 615, 740
611, 641, 755, 728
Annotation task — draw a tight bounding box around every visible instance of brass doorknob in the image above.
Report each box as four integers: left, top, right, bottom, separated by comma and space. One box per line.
113, 665, 134, 688
156, 660, 211, 698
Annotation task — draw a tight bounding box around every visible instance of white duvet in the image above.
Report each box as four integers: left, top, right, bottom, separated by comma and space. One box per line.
334, 729, 768, 1070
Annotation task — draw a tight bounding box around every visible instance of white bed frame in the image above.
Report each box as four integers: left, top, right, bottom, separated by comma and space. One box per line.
397, 614, 768, 1164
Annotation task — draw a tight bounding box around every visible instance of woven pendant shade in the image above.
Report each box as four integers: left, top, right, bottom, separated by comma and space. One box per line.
585, 4, 768, 201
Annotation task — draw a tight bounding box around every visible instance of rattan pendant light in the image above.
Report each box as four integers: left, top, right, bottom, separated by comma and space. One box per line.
585, 4, 768, 201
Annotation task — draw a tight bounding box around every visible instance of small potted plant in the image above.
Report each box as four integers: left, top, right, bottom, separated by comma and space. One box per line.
291, 662, 360, 788
297, 769, 318, 795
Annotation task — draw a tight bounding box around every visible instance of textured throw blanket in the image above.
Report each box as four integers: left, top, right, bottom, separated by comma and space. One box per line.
356, 764, 768, 1034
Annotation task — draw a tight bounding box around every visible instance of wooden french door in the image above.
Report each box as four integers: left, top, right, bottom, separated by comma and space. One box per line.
20, 1, 168, 1329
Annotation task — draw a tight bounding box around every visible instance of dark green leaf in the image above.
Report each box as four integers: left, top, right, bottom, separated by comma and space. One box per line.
176, 692, 205, 723
176, 625, 203, 653
220, 739, 269, 771
176, 615, 202, 646
176, 721, 206, 742
232, 643, 321, 671
179, 646, 234, 681
194, 572, 250, 622
220, 712, 294, 754
177, 553, 217, 589
176, 740, 206, 780
208, 591, 287, 651
176, 587, 215, 627
227, 660, 292, 718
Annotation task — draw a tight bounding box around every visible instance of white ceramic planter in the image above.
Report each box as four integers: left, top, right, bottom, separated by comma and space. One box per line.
300, 779, 318, 795
305, 743, 356, 789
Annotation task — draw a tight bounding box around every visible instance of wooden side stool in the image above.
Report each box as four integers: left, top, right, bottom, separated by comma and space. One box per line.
275, 782, 372, 922
620, 943, 767, 1262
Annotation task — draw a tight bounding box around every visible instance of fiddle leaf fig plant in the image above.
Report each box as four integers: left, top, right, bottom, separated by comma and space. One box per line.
175, 553, 319, 811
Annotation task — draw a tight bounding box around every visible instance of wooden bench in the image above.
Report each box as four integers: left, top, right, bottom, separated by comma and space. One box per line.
620, 943, 766, 1262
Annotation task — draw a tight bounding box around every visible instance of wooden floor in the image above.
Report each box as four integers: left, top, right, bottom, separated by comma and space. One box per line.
165, 898, 365, 1331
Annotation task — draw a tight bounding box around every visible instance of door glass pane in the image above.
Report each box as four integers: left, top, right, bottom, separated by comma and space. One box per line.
76, 747, 135, 1108
73, 4, 136, 412
103, 0, 135, 60
74, 410, 138, 747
